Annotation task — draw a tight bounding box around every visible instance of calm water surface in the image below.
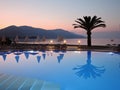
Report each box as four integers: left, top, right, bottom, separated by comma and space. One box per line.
0, 50, 120, 90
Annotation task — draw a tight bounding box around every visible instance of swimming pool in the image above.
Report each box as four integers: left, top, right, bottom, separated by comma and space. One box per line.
0, 50, 120, 90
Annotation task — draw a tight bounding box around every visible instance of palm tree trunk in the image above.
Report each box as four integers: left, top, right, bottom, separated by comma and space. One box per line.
87, 50, 91, 64
87, 31, 91, 47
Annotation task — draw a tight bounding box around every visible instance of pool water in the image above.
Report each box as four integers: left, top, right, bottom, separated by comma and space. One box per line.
0, 50, 120, 90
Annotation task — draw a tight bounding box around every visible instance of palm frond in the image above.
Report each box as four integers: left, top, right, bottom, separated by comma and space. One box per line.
73, 25, 81, 29
72, 23, 79, 26
75, 20, 82, 25
90, 16, 97, 26
91, 24, 106, 30
77, 18, 85, 24
83, 16, 91, 24
73, 15, 106, 31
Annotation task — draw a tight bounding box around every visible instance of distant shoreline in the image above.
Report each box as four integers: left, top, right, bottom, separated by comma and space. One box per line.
0, 44, 120, 52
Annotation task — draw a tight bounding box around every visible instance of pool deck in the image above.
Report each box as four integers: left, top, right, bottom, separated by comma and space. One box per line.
0, 73, 60, 90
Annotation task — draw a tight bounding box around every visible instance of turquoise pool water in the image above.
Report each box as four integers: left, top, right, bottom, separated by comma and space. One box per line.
0, 50, 120, 90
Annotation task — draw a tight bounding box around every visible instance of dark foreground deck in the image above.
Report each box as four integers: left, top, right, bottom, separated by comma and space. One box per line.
0, 43, 120, 52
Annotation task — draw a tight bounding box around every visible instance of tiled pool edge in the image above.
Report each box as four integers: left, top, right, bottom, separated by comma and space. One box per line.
0, 73, 61, 90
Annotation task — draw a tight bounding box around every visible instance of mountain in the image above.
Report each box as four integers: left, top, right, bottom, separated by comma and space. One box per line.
0, 25, 85, 39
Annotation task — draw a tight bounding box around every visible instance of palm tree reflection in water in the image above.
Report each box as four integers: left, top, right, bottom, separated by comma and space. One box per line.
73, 51, 105, 79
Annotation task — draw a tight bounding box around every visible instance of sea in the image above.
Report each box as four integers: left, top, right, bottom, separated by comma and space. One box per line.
64, 38, 120, 46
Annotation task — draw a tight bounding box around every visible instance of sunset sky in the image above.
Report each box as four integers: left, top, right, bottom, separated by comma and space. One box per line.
0, 0, 120, 35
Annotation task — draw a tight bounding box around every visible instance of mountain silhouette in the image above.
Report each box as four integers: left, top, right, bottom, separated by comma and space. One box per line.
0, 25, 85, 39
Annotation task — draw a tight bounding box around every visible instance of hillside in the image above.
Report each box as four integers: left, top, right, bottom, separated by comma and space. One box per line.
0, 25, 85, 39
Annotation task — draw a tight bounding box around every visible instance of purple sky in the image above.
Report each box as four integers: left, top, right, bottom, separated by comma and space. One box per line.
0, 0, 120, 38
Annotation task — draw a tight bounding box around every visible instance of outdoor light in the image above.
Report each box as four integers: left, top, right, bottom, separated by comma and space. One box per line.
78, 40, 81, 44
63, 40, 67, 44
50, 40, 53, 44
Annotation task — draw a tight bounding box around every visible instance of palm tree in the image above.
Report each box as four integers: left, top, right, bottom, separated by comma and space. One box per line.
73, 16, 106, 46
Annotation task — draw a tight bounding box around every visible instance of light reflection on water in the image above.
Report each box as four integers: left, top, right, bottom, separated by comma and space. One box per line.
0, 50, 120, 90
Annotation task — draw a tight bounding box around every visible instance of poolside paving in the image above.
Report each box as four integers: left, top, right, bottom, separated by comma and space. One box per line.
0, 73, 60, 90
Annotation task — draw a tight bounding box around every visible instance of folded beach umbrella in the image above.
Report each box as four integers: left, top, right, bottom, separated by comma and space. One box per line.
24, 51, 30, 59
42, 53, 46, 60
14, 35, 19, 42
42, 36, 46, 42
24, 36, 29, 42
57, 35, 64, 42
15, 55, 19, 63
2, 54, 7, 61
57, 54, 64, 63
35, 35, 40, 42
37, 56, 41, 63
